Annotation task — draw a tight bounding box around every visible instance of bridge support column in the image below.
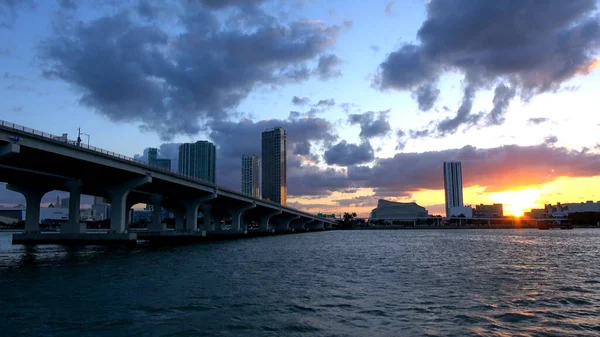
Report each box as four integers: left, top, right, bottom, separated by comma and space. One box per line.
6, 184, 52, 233
324, 222, 332, 230
260, 210, 282, 231
107, 176, 152, 233
62, 180, 84, 234
184, 194, 216, 232
291, 219, 313, 231
171, 209, 185, 231
308, 221, 325, 231
0, 143, 20, 159
148, 195, 165, 232
201, 205, 213, 231
230, 204, 256, 231
278, 215, 299, 231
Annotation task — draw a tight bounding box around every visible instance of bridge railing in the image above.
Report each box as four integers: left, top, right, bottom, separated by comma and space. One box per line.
0, 120, 329, 221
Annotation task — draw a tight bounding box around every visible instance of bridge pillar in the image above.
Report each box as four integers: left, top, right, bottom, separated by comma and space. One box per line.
308, 221, 325, 230
260, 210, 282, 231
291, 219, 313, 231
200, 205, 213, 231
230, 204, 256, 231
6, 184, 52, 233
148, 195, 165, 232
278, 215, 300, 231
324, 222, 332, 230
184, 194, 216, 232
107, 176, 152, 233
62, 180, 84, 234
171, 209, 185, 231
0, 143, 20, 159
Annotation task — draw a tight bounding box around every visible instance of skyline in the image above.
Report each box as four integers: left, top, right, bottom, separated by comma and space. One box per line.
1, 0, 600, 216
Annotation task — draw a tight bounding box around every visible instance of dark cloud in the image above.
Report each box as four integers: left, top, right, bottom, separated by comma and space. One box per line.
57, 0, 76, 10
40, 3, 344, 140
198, 0, 266, 9
314, 98, 335, 108
413, 83, 439, 111
334, 195, 379, 208
292, 96, 310, 106
347, 143, 600, 196
528, 117, 549, 125
370, 45, 380, 53
487, 83, 517, 126
396, 129, 407, 151
315, 54, 342, 80
0, 47, 10, 55
349, 110, 392, 139
376, 0, 600, 135
384, 1, 395, 16
544, 135, 559, 146
0, 0, 36, 29
324, 141, 375, 166
2, 72, 25, 80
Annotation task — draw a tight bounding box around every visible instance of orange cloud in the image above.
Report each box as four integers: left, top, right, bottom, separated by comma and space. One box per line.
578, 59, 600, 74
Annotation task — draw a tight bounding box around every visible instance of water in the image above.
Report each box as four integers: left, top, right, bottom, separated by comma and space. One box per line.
1, 229, 600, 336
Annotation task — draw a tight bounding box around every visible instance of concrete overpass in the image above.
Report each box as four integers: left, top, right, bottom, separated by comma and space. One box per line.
0, 120, 335, 245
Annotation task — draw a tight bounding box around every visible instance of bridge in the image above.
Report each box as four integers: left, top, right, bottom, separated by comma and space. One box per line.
0, 120, 335, 245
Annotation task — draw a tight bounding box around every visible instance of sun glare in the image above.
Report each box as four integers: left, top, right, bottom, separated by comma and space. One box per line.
489, 188, 542, 217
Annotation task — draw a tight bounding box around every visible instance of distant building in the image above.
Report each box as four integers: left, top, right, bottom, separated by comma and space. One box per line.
148, 147, 172, 170
449, 206, 473, 218
443, 161, 464, 217
262, 127, 287, 205
178, 141, 216, 183
473, 203, 503, 218
93, 196, 106, 205
524, 208, 548, 218
60, 197, 69, 209
369, 199, 429, 219
91, 204, 110, 221
242, 154, 260, 198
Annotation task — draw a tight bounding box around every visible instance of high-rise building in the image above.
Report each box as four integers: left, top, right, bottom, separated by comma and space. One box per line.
148, 147, 172, 170
242, 154, 260, 198
443, 161, 464, 216
178, 141, 216, 183
261, 127, 286, 205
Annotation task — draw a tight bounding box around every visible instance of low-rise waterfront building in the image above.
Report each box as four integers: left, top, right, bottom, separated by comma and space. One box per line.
369, 199, 429, 219
473, 203, 503, 218
449, 206, 473, 218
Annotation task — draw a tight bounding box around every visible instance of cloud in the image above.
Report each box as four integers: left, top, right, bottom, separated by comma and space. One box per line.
347, 143, 600, 196
315, 53, 342, 80
334, 195, 379, 208
544, 135, 558, 146
528, 117, 549, 125
324, 140, 375, 166
487, 83, 517, 126
313, 98, 335, 108
384, 1, 396, 16
57, 0, 76, 10
198, 0, 267, 9
292, 96, 310, 106
375, 0, 600, 135
0, 0, 36, 29
348, 110, 392, 139
412, 83, 439, 111
396, 129, 407, 151
370, 45, 380, 53
40, 2, 344, 140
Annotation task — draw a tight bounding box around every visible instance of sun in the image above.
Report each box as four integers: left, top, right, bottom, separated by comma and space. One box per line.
488, 188, 542, 217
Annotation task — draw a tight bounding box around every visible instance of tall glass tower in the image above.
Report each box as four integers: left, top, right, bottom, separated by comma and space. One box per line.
148, 147, 171, 170
242, 154, 260, 198
443, 161, 464, 216
178, 141, 216, 183
261, 127, 286, 205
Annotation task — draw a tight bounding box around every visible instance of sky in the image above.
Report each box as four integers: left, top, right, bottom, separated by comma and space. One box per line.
1, 0, 600, 217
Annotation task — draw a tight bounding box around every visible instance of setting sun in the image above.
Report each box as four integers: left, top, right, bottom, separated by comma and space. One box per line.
489, 188, 542, 217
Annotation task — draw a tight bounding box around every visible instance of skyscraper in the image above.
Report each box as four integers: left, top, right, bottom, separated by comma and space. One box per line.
148, 147, 172, 170
443, 161, 464, 216
242, 154, 260, 198
261, 127, 286, 205
178, 141, 216, 183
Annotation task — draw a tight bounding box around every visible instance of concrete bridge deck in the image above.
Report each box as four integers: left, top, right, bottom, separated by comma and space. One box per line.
0, 120, 335, 245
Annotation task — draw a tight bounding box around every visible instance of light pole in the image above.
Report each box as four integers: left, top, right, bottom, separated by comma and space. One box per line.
81, 132, 90, 147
